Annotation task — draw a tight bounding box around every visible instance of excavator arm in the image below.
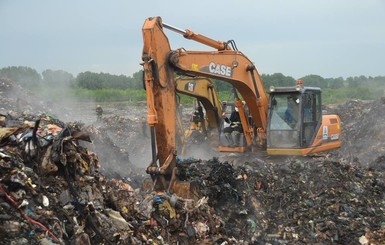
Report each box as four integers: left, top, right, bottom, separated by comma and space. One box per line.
142, 17, 177, 192
164, 23, 270, 145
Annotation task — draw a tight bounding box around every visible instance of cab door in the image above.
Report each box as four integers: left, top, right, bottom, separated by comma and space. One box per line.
301, 90, 322, 147
267, 92, 301, 148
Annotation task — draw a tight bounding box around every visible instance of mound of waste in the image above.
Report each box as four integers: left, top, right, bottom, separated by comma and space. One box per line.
0, 76, 144, 177
177, 157, 385, 244
0, 113, 252, 244
329, 97, 385, 168
0, 77, 50, 115
1, 77, 385, 244
2, 113, 383, 244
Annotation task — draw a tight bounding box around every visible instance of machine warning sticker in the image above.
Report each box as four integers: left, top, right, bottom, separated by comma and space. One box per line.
322, 126, 328, 140
330, 134, 339, 140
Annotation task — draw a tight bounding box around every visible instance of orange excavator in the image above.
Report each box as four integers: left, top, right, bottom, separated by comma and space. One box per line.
141, 16, 341, 194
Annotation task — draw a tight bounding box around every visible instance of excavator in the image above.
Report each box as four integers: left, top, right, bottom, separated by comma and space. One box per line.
175, 77, 222, 143
172, 76, 223, 155
141, 16, 341, 196
176, 77, 252, 153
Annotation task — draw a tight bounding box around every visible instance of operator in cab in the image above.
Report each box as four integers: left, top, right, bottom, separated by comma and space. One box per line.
284, 95, 300, 129
223, 106, 243, 146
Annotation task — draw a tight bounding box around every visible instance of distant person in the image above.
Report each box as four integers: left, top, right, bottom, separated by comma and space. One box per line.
96, 105, 103, 121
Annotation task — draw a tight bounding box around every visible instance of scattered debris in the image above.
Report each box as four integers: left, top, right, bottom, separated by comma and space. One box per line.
1, 77, 385, 244
329, 98, 385, 168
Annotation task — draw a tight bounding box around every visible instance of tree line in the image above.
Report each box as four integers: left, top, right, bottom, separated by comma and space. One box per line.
0, 66, 143, 90
1, 66, 384, 103
214, 73, 384, 91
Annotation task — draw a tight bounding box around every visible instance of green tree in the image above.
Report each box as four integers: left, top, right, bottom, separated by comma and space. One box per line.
75, 71, 104, 89
0, 66, 42, 88
326, 77, 345, 89
75, 71, 143, 90
131, 70, 144, 89
346, 76, 364, 87
42, 69, 75, 88
300, 74, 327, 88
261, 73, 296, 88
214, 79, 233, 92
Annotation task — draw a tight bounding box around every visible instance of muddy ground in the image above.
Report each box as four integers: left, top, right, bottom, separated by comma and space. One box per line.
1, 77, 385, 244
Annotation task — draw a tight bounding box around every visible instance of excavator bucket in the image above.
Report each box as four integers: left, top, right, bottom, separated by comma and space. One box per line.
171, 181, 191, 199
142, 177, 198, 201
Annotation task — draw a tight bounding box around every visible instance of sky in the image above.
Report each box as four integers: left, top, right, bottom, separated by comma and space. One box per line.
1, 0, 384, 79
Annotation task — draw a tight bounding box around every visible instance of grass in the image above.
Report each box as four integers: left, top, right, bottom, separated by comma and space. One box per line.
31, 86, 384, 106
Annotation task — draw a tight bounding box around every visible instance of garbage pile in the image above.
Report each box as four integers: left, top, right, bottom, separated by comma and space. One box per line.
0, 77, 48, 115
83, 118, 140, 179
0, 113, 128, 244
247, 158, 385, 244
329, 97, 385, 168
0, 112, 243, 244
177, 157, 385, 244
0, 74, 221, 244
1, 76, 385, 244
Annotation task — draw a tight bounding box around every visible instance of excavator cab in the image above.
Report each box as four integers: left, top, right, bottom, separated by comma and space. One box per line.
266, 81, 342, 155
